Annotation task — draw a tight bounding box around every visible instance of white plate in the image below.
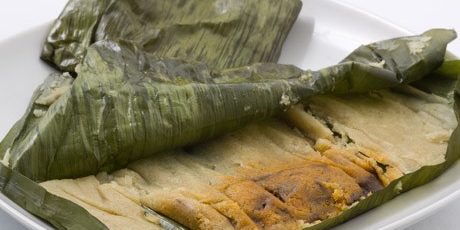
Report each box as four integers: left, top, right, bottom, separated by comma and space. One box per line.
0, 0, 459, 229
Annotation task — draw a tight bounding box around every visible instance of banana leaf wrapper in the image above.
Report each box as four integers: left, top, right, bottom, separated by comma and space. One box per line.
0, 164, 107, 229
41, 0, 302, 72
0, 79, 108, 229
0, 29, 458, 229
2, 29, 454, 182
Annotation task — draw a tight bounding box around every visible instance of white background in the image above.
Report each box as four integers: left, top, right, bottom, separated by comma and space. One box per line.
0, 0, 459, 229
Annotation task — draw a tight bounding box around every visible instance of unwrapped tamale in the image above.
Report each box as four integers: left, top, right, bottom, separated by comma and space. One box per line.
40, 84, 457, 229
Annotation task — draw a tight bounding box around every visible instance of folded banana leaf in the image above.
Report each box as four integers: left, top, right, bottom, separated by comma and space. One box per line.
41, 0, 302, 72
1, 29, 454, 182
0, 75, 109, 230
0, 163, 108, 230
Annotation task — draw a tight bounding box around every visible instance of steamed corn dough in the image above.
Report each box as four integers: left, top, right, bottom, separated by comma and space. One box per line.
40, 87, 455, 230
309, 89, 456, 174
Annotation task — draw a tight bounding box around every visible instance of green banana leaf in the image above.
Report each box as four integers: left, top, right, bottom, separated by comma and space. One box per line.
0, 74, 108, 230
2, 29, 454, 182
434, 60, 460, 79
0, 164, 108, 230
41, 0, 302, 72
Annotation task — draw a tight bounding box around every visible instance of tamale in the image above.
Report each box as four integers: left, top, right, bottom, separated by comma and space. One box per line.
1, 30, 454, 182
39, 84, 456, 229
41, 0, 302, 72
